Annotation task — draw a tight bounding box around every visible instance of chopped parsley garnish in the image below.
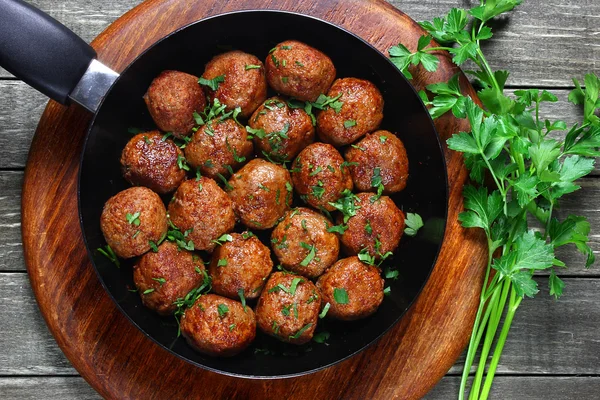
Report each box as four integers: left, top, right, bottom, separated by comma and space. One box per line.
241, 231, 255, 239
132, 230, 141, 239
217, 258, 228, 267
258, 183, 270, 192
225, 138, 246, 163
289, 323, 313, 340
162, 132, 173, 141
319, 302, 331, 318
217, 303, 229, 318
229, 324, 236, 331
272, 320, 280, 334
285, 182, 293, 192
269, 277, 304, 295
173, 269, 212, 336
177, 155, 190, 171
212, 233, 233, 246
327, 224, 348, 234
312, 93, 344, 113
246, 125, 266, 140
270, 53, 280, 67
275, 188, 281, 205
204, 159, 214, 168
126, 211, 141, 226
371, 167, 385, 200
327, 165, 335, 173
152, 277, 166, 286
295, 61, 304, 67
313, 331, 330, 344
384, 286, 391, 296
143, 135, 152, 145
380, 135, 388, 143
309, 166, 323, 176
238, 288, 247, 312
351, 144, 365, 151
167, 226, 194, 251
250, 220, 263, 227
282, 77, 289, 84
281, 304, 292, 316
97, 245, 120, 267
404, 213, 424, 236
245, 64, 261, 70
344, 119, 357, 128
299, 242, 317, 266
328, 189, 361, 223
312, 182, 325, 199
280, 45, 292, 50
365, 220, 373, 235
143, 288, 155, 295
306, 291, 319, 304
193, 111, 204, 125
204, 125, 215, 137
198, 74, 225, 91
198, 183, 203, 192
385, 267, 399, 280
301, 219, 308, 230
340, 161, 359, 171
333, 288, 349, 304
215, 173, 233, 191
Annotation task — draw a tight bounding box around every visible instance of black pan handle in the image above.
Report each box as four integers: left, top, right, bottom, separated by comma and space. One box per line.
0, 0, 97, 104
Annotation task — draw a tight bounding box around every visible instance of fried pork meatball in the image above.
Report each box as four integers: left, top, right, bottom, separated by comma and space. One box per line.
184, 118, 253, 179
271, 208, 339, 278
337, 192, 405, 258
180, 294, 256, 357
290, 143, 352, 211
120, 131, 186, 194
317, 78, 384, 146
100, 186, 167, 259
168, 178, 236, 252
201, 51, 267, 117
344, 130, 409, 193
133, 242, 205, 315
265, 40, 336, 102
248, 97, 314, 162
143, 70, 206, 138
227, 159, 293, 229
256, 272, 321, 345
316, 256, 384, 321
210, 232, 273, 299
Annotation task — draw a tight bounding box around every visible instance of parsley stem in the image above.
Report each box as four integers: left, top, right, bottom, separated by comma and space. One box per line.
479, 286, 522, 400
423, 46, 454, 52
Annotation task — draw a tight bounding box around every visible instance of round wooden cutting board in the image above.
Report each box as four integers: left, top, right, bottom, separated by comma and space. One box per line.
21, 0, 487, 398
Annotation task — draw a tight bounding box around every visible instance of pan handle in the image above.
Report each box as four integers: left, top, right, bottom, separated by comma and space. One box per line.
0, 0, 118, 112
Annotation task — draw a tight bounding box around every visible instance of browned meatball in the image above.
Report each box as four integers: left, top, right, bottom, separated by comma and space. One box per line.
100, 187, 167, 259
344, 130, 409, 194
337, 192, 405, 258
317, 78, 384, 146
248, 97, 314, 162
143, 70, 206, 138
180, 294, 256, 357
210, 232, 273, 300
120, 131, 186, 194
201, 51, 267, 117
290, 143, 353, 211
265, 40, 336, 102
255, 272, 321, 344
133, 242, 205, 315
184, 118, 253, 179
227, 159, 293, 229
271, 208, 339, 279
316, 256, 384, 321
168, 178, 236, 252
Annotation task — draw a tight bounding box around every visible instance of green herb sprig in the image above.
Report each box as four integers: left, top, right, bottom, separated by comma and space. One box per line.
388, 1, 599, 399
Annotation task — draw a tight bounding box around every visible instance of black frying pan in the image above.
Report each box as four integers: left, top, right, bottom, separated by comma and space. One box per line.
1, 0, 448, 378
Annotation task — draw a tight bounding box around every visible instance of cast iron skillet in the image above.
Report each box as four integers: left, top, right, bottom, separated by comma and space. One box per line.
0, 0, 448, 378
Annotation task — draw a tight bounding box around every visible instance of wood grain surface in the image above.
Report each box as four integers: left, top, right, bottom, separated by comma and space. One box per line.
20, 0, 488, 399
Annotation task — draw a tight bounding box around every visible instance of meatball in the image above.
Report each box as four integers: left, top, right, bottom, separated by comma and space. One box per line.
133, 242, 206, 315
271, 208, 339, 278
316, 78, 384, 146
256, 272, 321, 344
248, 97, 314, 162
227, 159, 293, 229
316, 256, 384, 321
210, 232, 273, 299
184, 118, 253, 179
265, 40, 336, 102
100, 186, 167, 259
120, 131, 186, 194
180, 294, 256, 357
290, 143, 353, 211
168, 178, 236, 252
201, 51, 267, 117
337, 192, 405, 258
143, 70, 206, 138
344, 130, 409, 194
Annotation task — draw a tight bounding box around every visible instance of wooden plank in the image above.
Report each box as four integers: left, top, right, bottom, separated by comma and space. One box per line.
0, 377, 100, 400
1, 0, 598, 87
0, 273, 76, 375
3, 172, 599, 274
426, 376, 600, 400
1, 273, 599, 376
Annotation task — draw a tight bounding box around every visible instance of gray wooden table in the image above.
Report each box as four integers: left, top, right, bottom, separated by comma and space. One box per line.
1, 0, 599, 398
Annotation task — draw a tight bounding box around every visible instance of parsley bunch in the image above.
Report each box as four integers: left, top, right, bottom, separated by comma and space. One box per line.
389, 1, 600, 399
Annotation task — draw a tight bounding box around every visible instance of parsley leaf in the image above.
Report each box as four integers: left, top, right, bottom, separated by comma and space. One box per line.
404, 213, 424, 236
198, 75, 225, 91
